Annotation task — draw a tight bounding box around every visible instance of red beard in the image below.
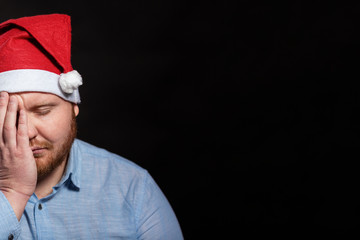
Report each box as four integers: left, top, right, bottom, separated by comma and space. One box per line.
30, 115, 77, 181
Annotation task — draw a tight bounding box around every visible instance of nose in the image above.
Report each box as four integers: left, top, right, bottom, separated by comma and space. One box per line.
27, 117, 38, 140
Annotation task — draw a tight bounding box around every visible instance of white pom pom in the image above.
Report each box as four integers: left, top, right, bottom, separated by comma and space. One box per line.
59, 70, 83, 94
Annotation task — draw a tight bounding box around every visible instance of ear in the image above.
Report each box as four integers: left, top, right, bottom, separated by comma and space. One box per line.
73, 104, 79, 117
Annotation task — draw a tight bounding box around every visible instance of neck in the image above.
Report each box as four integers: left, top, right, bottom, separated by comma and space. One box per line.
35, 157, 68, 199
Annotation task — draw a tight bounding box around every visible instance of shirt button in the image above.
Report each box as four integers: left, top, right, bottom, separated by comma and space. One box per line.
8, 234, 14, 240
38, 203, 43, 210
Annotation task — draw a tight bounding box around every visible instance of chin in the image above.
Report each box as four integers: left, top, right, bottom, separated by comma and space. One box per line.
36, 154, 63, 179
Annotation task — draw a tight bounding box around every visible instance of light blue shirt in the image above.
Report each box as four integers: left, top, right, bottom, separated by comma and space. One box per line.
0, 139, 183, 239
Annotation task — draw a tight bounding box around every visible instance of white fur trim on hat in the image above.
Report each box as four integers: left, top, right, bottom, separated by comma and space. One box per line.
0, 69, 81, 103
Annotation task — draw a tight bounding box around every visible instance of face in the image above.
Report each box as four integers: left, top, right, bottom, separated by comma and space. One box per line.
13, 92, 79, 180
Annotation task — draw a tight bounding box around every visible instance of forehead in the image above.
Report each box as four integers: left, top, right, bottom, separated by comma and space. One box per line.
10, 92, 66, 106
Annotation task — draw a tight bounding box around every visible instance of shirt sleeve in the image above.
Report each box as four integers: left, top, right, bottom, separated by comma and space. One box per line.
0, 191, 21, 240
134, 172, 183, 240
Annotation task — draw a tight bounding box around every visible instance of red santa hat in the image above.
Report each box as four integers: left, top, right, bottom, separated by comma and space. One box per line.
0, 14, 82, 103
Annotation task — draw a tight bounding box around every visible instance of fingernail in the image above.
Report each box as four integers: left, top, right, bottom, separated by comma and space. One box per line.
0, 92, 6, 98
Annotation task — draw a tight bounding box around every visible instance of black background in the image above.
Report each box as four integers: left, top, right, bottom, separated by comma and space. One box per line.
1, 0, 360, 238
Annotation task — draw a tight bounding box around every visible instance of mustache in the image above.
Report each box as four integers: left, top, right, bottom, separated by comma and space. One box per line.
29, 139, 53, 149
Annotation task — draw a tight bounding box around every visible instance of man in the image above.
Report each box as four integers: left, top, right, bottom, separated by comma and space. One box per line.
0, 14, 183, 239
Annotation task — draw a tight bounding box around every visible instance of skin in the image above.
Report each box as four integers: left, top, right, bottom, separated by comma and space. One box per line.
0, 91, 79, 220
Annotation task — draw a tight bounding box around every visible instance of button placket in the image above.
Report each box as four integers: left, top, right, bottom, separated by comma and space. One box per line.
34, 202, 48, 239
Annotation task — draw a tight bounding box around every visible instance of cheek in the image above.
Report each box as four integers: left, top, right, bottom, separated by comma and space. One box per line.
36, 115, 73, 143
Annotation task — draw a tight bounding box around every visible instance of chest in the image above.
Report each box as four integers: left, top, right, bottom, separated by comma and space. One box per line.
20, 192, 137, 239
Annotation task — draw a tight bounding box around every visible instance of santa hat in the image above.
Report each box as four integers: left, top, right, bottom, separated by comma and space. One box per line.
0, 14, 82, 103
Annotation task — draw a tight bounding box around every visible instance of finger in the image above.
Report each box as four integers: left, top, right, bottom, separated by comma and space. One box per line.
16, 95, 25, 129
16, 109, 29, 148
16, 96, 30, 147
16, 95, 25, 110
0, 92, 9, 144
3, 95, 18, 147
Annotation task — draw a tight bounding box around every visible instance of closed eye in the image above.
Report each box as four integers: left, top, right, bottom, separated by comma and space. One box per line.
35, 109, 51, 116
31, 104, 57, 116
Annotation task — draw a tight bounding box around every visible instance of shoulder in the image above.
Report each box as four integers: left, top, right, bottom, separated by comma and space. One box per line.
74, 139, 145, 170
73, 139, 149, 188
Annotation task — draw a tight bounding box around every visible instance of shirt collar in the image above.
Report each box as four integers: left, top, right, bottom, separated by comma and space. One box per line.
56, 139, 82, 190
